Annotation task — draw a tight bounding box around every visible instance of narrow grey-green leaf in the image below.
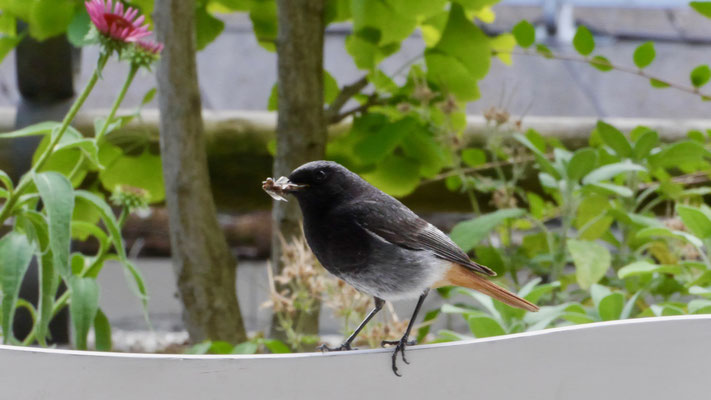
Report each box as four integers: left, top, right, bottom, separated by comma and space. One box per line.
581, 161, 645, 185
0, 170, 13, 191
677, 204, 711, 239
69, 276, 100, 350
94, 308, 112, 351
450, 208, 525, 252
33, 172, 74, 278
618, 261, 680, 279
567, 148, 597, 181
568, 240, 611, 290
0, 121, 59, 139
0, 233, 34, 343
596, 121, 632, 158
74, 190, 126, 260
632, 129, 659, 160
467, 315, 506, 338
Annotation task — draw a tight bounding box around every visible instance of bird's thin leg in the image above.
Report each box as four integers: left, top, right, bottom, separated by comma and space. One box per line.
318, 297, 384, 352
382, 289, 430, 377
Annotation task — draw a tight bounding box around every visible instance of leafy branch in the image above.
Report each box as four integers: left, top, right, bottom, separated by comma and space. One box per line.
491, 47, 711, 101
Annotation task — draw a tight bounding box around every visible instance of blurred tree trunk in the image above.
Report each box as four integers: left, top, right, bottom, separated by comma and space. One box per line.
270, 0, 327, 347
154, 0, 247, 343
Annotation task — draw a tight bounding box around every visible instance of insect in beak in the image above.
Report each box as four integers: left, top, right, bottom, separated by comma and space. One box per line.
262, 176, 308, 202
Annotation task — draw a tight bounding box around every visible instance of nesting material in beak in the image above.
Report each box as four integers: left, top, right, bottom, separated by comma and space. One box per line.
262, 176, 307, 202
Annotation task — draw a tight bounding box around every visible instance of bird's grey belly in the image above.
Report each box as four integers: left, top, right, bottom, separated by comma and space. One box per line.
335, 247, 449, 301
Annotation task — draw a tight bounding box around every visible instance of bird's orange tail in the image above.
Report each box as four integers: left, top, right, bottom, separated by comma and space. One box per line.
435, 264, 539, 312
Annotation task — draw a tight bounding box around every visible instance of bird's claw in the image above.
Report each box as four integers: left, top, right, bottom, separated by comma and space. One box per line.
317, 342, 355, 352
382, 336, 416, 377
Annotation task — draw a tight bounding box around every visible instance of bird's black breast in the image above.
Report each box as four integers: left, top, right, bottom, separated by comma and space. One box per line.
302, 206, 372, 277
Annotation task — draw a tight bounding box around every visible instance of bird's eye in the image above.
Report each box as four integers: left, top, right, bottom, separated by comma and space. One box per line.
314, 170, 327, 182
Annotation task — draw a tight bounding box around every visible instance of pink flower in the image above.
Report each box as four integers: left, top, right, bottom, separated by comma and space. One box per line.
85, 0, 151, 43
137, 40, 164, 55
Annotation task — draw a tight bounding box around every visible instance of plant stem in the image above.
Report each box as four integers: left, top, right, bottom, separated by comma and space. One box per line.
491, 48, 710, 100
0, 52, 109, 225
97, 63, 139, 141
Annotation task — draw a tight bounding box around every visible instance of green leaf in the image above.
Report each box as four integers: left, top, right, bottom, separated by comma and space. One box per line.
568, 240, 611, 290
34, 172, 75, 278
425, 3, 490, 101
351, 0, 416, 45
94, 308, 112, 351
28, 0, 75, 41
260, 338, 291, 354
650, 140, 706, 169
248, 0, 277, 51
575, 194, 613, 240
690, 1, 711, 18
98, 143, 165, 203
585, 182, 633, 198
36, 242, 58, 347
649, 78, 670, 88
566, 148, 597, 181
361, 154, 420, 197
490, 33, 515, 65
535, 43, 553, 58
450, 208, 526, 252
632, 129, 659, 160
0, 121, 59, 139
69, 277, 100, 350
689, 299, 711, 314
353, 117, 413, 164
633, 42, 655, 69
596, 121, 632, 158
618, 261, 680, 279
67, 9, 92, 47
512, 20, 535, 48
267, 83, 278, 111
461, 148, 486, 167
232, 341, 259, 354
400, 126, 449, 178
677, 204, 711, 239
581, 161, 645, 185
514, 133, 560, 179
690, 64, 711, 88
636, 226, 703, 248
195, 6, 225, 50
0, 170, 13, 191
594, 290, 624, 321
425, 51, 480, 100
590, 55, 612, 71
0, 233, 34, 343
368, 69, 398, 93
467, 315, 506, 338
572, 25, 594, 56
74, 191, 126, 261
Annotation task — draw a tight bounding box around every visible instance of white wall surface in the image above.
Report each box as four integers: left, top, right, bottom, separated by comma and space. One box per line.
1, 315, 709, 400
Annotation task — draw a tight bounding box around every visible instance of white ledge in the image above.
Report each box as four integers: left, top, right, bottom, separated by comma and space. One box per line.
1, 315, 709, 399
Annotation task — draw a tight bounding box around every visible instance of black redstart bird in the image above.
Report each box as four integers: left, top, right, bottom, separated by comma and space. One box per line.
263, 160, 538, 376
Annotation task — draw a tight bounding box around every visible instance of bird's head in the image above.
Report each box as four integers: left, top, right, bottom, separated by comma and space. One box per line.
284, 160, 365, 209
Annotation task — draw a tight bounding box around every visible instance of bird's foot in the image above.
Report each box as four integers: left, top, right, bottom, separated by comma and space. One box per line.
317, 342, 356, 352
381, 336, 416, 377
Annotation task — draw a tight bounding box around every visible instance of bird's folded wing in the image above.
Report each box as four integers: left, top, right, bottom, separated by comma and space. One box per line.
350, 200, 496, 276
